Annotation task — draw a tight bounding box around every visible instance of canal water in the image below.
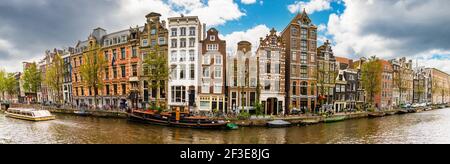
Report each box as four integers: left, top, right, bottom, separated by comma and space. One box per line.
1, 109, 450, 144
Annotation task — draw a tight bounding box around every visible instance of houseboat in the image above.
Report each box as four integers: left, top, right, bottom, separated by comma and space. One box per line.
5, 108, 56, 121
128, 109, 230, 129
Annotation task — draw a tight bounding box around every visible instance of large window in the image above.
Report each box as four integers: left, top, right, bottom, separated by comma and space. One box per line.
132, 64, 137, 77
214, 83, 222, 94
215, 67, 222, 78
207, 44, 218, 51
180, 39, 186, 48
202, 81, 209, 93
142, 39, 148, 47
275, 64, 280, 74
121, 48, 126, 59
180, 27, 186, 36
300, 82, 308, 95
189, 27, 196, 36
190, 64, 195, 80
121, 65, 126, 78
171, 28, 177, 36
203, 55, 210, 64
171, 39, 177, 48
113, 84, 118, 95
132, 46, 137, 57
179, 50, 186, 62
113, 67, 118, 79
301, 53, 307, 64
292, 81, 297, 95
189, 50, 195, 61
179, 64, 186, 79
189, 38, 195, 47
122, 84, 126, 95
300, 66, 308, 78
203, 67, 210, 78
215, 55, 222, 65
266, 63, 271, 74
292, 52, 297, 61
265, 80, 270, 91
171, 51, 177, 62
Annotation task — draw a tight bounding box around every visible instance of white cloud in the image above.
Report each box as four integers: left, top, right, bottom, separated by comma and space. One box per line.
241, 0, 257, 5
288, 0, 333, 14
317, 23, 327, 32
219, 24, 271, 54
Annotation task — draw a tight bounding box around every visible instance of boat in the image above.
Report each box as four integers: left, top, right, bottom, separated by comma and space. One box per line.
128, 110, 229, 129
424, 107, 433, 111
5, 108, 56, 121
300, 118, 321, 125
74, 110, 91, 116
324, 116, 346, 123
368, 112, 386, 118
267, 120, 292, 128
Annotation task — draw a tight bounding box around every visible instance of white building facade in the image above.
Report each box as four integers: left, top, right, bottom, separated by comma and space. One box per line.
167, 15, 204, 112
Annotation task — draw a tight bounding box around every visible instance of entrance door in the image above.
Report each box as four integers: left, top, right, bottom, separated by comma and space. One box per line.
189, 89, 195, 107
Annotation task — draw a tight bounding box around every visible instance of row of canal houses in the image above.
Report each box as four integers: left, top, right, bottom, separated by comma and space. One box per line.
23, 11, 450, 115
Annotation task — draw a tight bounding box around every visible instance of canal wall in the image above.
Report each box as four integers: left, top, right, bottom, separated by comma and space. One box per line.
10, 104, 128, 119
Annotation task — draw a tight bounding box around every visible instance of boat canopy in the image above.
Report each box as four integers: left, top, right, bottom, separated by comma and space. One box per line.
7, 108, 53, 117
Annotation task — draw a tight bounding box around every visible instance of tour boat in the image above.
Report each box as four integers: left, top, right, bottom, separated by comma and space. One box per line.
128, 110, 230, 129
5, 108, 56, 121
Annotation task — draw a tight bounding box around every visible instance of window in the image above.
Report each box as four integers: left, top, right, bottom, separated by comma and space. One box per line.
265, 80, 270, 90
207, 44, 218, 51
112, 50, 117, 61
151, 29, 156, 35
105, 85, 110, 95
336, 85, 341, 92
113, 67, 117, 79
132, 64, 137, 77
203, 67, 210, 78
132, 46, 137, 57
274, 81, 279, 92
300, 82, 308, 95
200, 101, 210, 108
179, 64, 185, 79
172, 67, 177, 79
215, 55, 222, 65
301, 53, 307, 64
180, 39, 186, 48
180, 27, 186, 36
189, 27, 196, 36
171, 86, 186, 103
171, 39, 177, 48
179, 50, 186, 62
189, 50, 195, 61
203, 55, 210, 64
202, 81, 210, 93
215, 67, 222, 78
301, 66, 308, 78
210, 35, 215, 41
189, 38, 195, 47
171, 51, 177, 62
81, 87, 84, 96
158, 37, 165, 45
267, 51, 271, 59
171, 28, 177, 36
142, 39, 148, 46
121, 48, 126, 59
104, 51, 109, 61
291, 27, 298, 36
190, 64, 195, 80
292, 52, 297, 61
151, 39, 156, 46
121, 36, 127, 43
214, 83, 222, 94
121, 65, 126, 78
122, 84, 126, 95
113, 84, 118, 95
75, 73, 78, 82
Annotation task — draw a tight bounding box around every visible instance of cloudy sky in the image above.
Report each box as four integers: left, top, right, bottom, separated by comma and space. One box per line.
1, 0, 450, 73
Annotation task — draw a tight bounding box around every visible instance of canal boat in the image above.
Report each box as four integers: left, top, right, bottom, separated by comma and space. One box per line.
385, 110, 398, 115
74, 109, 91, 116
324, 116, 346, 123
267, 120, 292, 128
397, 109, 409, 114
368, 112, 386, 118
5, 108, 56, 121
128, 110, 229, 129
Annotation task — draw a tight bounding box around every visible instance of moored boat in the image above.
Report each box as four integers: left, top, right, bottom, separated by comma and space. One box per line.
267, 120, 292, 128
74, 110, 91, 116
324, 116, 346, 123
128, 110, 229, 129
368, 112, 386, 118
385, 110, 398, 115
301, 118, 321, 125
397, 109, 409, 114
5, 108, 56, 121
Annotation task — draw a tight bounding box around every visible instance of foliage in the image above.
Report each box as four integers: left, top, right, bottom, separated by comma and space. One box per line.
238, 111, 251, 120
44, 53, 64, 104
361, 56, 383, 107
22, 63, 42, 94
80, 43, 106, 108
254, 101, 263, 116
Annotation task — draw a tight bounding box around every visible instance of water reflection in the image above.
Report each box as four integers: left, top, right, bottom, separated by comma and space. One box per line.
1, 109, 450, 144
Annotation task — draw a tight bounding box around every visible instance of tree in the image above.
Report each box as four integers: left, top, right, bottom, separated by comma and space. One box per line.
361, 56, 383, 108
80, 44, 106, 109
393, 67, 408, 106
44, 53, 64, 104
22, 63, 42, 96
5, 73, 18, 101
143, 45, 169, 108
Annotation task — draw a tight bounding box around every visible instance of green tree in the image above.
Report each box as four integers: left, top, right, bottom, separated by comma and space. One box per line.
361, 56, 383, 108
5, 73, 18, 101
393, 68, 408, 106
143, 46, 169, 108
22, 63, 42, 95
79, 44, 106, 109
44, 53, 64, 104
0, 70, 6, 100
